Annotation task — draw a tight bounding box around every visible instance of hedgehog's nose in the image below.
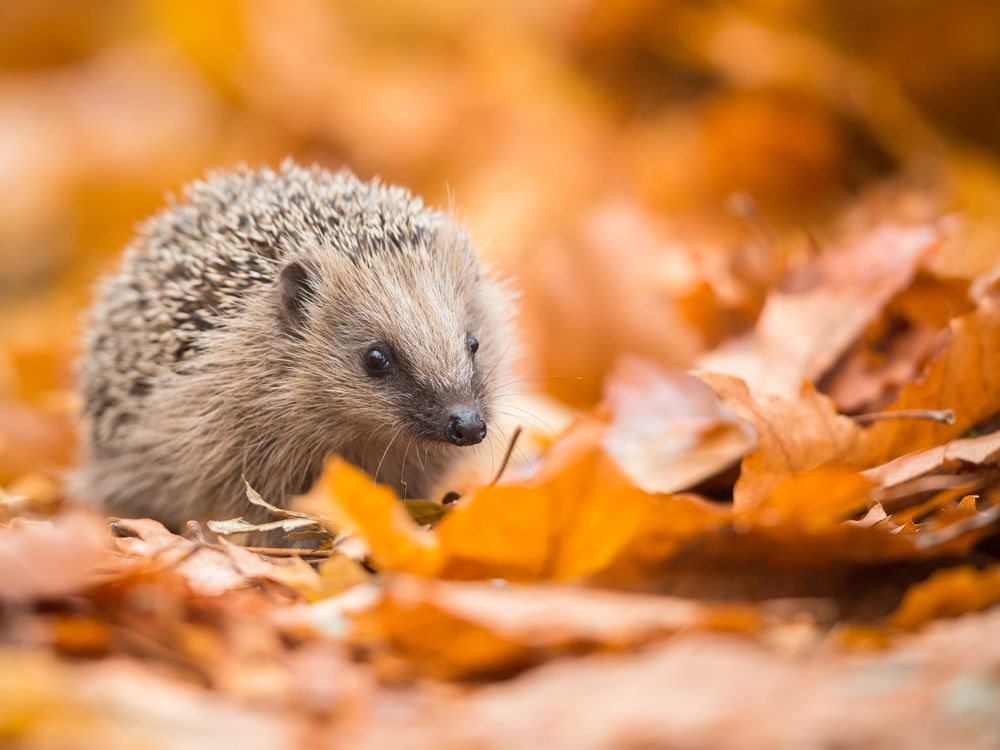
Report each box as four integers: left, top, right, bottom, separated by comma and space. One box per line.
446, 408, 487, 446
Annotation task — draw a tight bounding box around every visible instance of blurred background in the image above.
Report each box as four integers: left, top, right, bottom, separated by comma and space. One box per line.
2, 0, 1000, 489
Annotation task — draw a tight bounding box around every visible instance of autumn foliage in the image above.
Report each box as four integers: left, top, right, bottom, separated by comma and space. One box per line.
4, 2, 1000, 748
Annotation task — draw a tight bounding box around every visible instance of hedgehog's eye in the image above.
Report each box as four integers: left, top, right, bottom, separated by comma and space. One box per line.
466, 335, 479, 355
363, 345, 393, 376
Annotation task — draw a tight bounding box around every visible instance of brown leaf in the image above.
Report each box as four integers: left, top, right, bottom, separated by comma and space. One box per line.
600, 357, 755, 494
0, 512, 110, 602
863, 430, 1000, 490
112, 518, 257, 596
697, 373, 871, 509
864, 293, 1000, 461
698, 221, 942, 399
352, 574, 757, 680
218, 538, 322, 597
822, 273, 972, 413
305, 429, 717, 584
0, 651, 294, 750
344, 609, 1000, 750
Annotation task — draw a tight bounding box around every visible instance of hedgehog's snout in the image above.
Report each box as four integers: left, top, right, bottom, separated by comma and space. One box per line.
445, 406, 487, 446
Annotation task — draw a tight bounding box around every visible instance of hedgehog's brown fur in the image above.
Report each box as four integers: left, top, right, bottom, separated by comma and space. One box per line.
75, 161, 515, 529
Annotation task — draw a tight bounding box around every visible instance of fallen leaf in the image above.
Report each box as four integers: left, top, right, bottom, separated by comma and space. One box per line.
301, 459, 441, 576
306, 428, 702, 583
821, 273, 972, 413
352, 574, 757, 680
698, 221, 943, 398
434, 422, 669, 581
207, 516, 320, 536
0, 513, 111, 602
601, 357, 755, 494
890, 565, 1000, 631
863, 430, 1000, 490
112, 517, 254, 596
218, 538, 322, 597
865, 293, 1000, 461
342, 609, 1000, 750
697, 373, 871, 509
0, 651, 294, 750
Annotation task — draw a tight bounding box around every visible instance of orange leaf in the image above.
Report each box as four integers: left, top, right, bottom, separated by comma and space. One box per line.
353, 574, 757, 680
699, 221, 941, 398
302, 459, 441, 577
891, 565, 1000, 631
697, 373, 871, 509
866, 293, 1000, 461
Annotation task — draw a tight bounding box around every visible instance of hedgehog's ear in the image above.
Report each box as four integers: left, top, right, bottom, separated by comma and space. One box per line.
278, 261, 314, 331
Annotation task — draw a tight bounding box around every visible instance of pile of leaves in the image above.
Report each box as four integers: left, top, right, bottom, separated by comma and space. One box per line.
4, 1, 1000, 748
4, 217, 1000, 748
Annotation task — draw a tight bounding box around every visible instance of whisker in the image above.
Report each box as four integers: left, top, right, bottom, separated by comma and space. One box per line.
359, 428, 379, 470
400, 434, 416, 499
374, 428, 402, 487
481, 334, 518, 387
494, 408, 559, 439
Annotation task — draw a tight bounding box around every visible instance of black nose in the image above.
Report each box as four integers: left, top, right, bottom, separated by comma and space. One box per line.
446, 409, 487, 446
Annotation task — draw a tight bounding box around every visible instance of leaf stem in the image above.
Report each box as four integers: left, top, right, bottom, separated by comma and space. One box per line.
853, 409, 956, 426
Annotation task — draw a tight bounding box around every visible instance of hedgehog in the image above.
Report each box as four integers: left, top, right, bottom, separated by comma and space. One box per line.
75, 161, 516, 530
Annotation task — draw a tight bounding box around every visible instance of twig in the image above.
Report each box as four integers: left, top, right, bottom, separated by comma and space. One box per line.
488, 426, 523, 487
853, 409, 956, 426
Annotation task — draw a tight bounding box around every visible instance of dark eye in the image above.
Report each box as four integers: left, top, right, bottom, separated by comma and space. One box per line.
363, 345, 393, 376
466, 335, 479, 355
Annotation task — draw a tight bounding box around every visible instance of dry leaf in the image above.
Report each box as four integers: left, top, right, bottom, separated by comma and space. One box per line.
863, 430, 1000, 490
698, 221, 942, 399
352, 574, 757, 680
112, 517, 254, 596
697, 373, 871, 509
0, 513, 110, 602
601, 357, 755, 494
891, 565, 1000, 631
865, 293, 1000, 461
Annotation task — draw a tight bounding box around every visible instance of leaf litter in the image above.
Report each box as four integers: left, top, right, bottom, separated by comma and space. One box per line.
6, 214, 1000, 747
4, 2, 1000, 748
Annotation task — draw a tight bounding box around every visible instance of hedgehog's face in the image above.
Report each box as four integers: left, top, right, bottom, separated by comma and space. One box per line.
276, 229, 513, 458
357, 334, 487, 446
